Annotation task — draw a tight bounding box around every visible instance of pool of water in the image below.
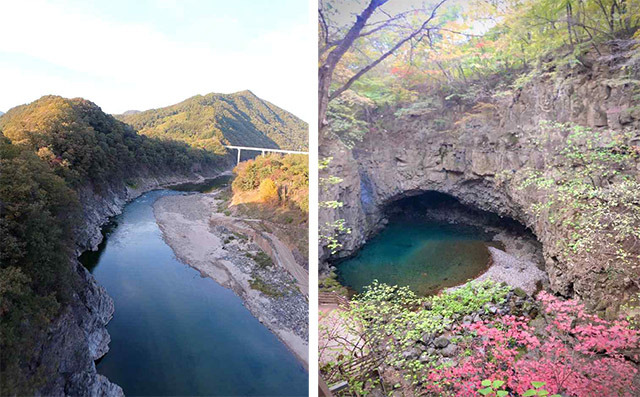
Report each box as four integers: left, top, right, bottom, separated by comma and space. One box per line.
81, 189, 307, 396
336, 220, 501, 296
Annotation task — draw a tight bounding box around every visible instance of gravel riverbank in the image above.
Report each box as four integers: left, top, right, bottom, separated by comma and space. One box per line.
153, 192, 309, 366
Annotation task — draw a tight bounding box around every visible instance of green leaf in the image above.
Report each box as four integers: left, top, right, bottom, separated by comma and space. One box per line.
497, 391, 509, 397
523, 390, 537, 397
539, 391, 549, 396
481, 380, 492, 387
478, 387, 493, 396
531, 381, 546, 389
493, 380, 505, 388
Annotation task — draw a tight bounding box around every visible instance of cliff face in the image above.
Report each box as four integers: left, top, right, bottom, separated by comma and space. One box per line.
38, 165, 232, 396
75, 165, 230, 253
321, 47, 640, 316
37, 264, 122, 396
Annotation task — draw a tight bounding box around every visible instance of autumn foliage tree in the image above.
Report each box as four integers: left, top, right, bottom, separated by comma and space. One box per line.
426, 291, 640, 396
232, 154, 309, 213
318, 0, 449, 129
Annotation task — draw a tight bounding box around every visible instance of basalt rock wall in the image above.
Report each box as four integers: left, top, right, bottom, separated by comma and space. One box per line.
320, 46, 640, 315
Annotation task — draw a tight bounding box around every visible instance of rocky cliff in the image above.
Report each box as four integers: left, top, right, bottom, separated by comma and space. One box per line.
36, 264, 122, 396
38, 164, 232, 396
321, 45, 640, 317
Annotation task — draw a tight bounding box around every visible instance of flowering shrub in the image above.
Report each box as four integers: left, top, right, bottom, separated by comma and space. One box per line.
426, 292, 640, 396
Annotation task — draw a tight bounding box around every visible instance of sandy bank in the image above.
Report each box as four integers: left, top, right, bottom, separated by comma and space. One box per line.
153, 192, 309, 366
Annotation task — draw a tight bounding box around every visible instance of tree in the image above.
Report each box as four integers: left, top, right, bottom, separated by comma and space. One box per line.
318, 0, 449, 130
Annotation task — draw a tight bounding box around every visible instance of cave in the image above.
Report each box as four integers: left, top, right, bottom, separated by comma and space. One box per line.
334, 190, 545, 296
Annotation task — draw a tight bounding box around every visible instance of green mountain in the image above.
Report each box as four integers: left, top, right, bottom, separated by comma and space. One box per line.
0, 95, 223, 187
116, 90, 308, 154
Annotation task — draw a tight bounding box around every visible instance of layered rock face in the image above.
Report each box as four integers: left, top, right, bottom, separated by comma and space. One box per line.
320, 48, 640, 315
38, 166, 231, 396
37, 265, 123, 396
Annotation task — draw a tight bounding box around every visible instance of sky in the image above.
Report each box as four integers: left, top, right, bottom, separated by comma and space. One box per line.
0, 0, 313, 121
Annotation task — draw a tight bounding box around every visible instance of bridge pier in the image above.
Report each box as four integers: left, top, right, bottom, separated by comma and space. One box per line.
237, 148, 241, 164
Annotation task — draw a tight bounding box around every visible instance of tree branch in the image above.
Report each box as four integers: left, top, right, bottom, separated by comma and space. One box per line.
328, 0, 448, 102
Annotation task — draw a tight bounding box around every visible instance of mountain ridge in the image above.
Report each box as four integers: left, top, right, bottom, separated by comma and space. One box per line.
116, 90, 308, 154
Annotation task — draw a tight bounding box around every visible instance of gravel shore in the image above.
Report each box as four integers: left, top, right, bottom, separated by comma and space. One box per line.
153, 192, 309, 366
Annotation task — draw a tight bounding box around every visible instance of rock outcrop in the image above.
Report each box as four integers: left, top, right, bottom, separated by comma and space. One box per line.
320, 45, 640, 315
38, 166, 231, 396
37, 265, 123, 396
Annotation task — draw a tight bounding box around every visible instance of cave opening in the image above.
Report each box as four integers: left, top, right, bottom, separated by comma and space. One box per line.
335, 190, 545, 296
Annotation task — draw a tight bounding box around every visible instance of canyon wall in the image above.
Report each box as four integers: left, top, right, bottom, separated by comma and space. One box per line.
37, 161, 232, 396
320, 46, 640, 316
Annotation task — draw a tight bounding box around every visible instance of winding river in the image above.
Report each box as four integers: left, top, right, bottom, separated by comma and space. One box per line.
81, 185, 308, 396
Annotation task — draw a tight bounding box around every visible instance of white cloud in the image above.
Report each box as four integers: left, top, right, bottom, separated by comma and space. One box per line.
0, 0, 313, 122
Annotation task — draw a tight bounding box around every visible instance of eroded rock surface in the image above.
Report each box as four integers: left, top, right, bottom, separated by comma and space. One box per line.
320, 48, 640, 314
36, 265, 123, 397
37, 168, 231, 396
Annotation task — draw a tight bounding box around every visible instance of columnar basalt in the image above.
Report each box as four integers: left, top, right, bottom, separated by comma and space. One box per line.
320, 50, 640, 316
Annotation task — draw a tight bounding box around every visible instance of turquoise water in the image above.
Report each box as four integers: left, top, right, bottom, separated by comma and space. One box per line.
337, 221, 499, 296
82, 190, 307, 396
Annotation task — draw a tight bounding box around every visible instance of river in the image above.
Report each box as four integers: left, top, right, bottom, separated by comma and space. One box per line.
80, 185, 308, 396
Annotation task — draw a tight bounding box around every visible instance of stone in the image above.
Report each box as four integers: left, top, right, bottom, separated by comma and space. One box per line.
402, 348, 420, 360
441, 343, 458, 357
419, 352, 431, 363
421, 333, 435, 346
434, 336, 450, 349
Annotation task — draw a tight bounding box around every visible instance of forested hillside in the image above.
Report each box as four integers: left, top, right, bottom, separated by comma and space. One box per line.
232, 153, 309, 213
0, 95, 227, 394
118, 90, 308, 154
1, 96, 222, 187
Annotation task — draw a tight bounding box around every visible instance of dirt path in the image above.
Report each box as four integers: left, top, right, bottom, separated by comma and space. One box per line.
210, 215, 309, 296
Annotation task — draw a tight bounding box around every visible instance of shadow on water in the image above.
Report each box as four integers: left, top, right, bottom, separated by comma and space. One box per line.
80, 182, 307, 396
167, 174, 233, 193
79, 220, 117, 272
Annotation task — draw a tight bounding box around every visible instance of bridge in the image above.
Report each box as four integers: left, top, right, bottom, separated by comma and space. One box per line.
224, 145, 309, 164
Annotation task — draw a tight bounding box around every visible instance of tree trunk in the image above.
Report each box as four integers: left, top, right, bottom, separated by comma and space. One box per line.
318, 0, 386, 132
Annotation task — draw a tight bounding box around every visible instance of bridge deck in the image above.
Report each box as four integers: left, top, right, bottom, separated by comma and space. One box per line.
223, 145, 308, 155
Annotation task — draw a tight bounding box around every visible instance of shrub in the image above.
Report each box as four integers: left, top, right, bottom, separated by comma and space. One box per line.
426, 292, 640, 396
257, 178, 278, 203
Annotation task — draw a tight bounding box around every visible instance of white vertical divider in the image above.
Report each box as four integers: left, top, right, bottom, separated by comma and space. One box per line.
308, 0, 320, 395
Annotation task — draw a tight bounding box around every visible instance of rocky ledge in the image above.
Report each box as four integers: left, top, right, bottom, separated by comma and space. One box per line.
36, 264, 123, 396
